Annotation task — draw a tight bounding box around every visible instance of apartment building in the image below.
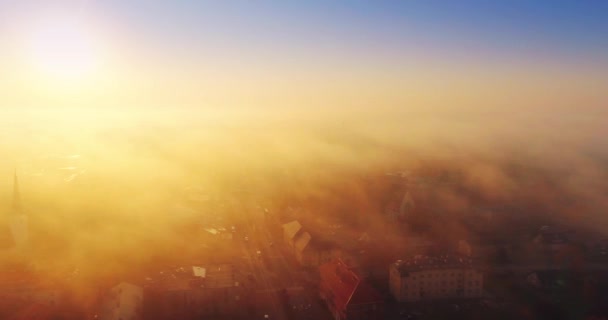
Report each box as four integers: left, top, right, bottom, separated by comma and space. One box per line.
389, 255, 483, 302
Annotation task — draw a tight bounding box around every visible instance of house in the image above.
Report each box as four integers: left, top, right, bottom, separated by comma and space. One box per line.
282, 220, 336, 267
282, 220, 303, 247
319, 259, 384, 320
294, 232, 336, 267
389, 255, 483, 302
98, 282, 143, 320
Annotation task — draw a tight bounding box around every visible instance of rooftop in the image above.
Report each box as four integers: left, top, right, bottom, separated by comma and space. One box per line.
147, 265, 239, 291
319, 259, 383, 311
282, 220, 302, 241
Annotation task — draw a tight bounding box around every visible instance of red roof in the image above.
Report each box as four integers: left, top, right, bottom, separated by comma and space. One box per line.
319, 259, 382, 314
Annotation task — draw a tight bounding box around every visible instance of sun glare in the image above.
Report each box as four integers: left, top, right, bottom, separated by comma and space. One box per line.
27, 18, 100, 83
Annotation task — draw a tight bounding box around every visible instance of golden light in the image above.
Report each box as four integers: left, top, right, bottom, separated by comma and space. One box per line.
26, 18, 100, 83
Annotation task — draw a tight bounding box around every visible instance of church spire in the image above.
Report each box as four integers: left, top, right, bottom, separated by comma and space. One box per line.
13, 169, 22, 214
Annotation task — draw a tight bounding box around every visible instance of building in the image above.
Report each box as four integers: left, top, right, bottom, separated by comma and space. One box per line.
0, 272, 63, 312
585, 238, 608, 261
282, 220, 303, 248
384, 182, 445, 229
146, 264, 244, 319
527, 271, 567, 290
389, 255, 483, 302
98, 282, 143, 320
1, 172, 28, 250
7, 303, 57, 320
203, 226, 234, 241
457, 240, 473, 257
319, 259, 384, 320
532, 226, 584, 266
282, 220, 335, 267
535, 225, 573, 250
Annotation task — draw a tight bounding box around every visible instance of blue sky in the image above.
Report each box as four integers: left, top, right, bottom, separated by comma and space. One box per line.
94, 0, 608, 60
3, 0, 607, 64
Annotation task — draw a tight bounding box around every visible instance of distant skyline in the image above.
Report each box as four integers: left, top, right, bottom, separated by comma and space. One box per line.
0, 0, 607, 111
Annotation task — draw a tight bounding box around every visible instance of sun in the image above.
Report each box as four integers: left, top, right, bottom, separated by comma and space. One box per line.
27, 18, 100, 83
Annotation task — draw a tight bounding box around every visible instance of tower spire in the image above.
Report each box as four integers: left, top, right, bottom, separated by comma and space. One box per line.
13, 169, 22, 213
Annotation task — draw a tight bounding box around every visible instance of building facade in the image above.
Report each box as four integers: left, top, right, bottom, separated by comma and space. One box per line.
389, 255, 483, 302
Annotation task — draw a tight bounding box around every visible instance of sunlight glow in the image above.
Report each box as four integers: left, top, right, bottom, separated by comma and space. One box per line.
27, 18, 100, 83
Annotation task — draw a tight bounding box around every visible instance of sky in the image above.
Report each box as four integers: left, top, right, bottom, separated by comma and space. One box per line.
0, 0, 607, 112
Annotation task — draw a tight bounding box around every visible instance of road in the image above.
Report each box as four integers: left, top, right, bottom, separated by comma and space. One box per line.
240, 212, 332, 320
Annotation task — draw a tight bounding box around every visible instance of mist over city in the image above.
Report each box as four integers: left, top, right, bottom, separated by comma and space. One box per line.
1, 1, 608, 320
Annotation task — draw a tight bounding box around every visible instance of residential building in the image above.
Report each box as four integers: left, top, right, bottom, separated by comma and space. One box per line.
282, 220, 303, 248
319, 259, 384, 320
282, 220, 336, 267
389, 255, 483, 302
147, 264, 244, 319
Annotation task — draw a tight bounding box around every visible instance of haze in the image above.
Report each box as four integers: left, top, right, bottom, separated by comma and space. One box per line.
1, 1, 608, 319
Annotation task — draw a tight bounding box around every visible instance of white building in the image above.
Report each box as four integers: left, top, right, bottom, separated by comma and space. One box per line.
389, 255, 483, 302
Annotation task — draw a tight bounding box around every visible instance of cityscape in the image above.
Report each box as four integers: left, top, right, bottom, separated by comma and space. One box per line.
1, 1, 608, 320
